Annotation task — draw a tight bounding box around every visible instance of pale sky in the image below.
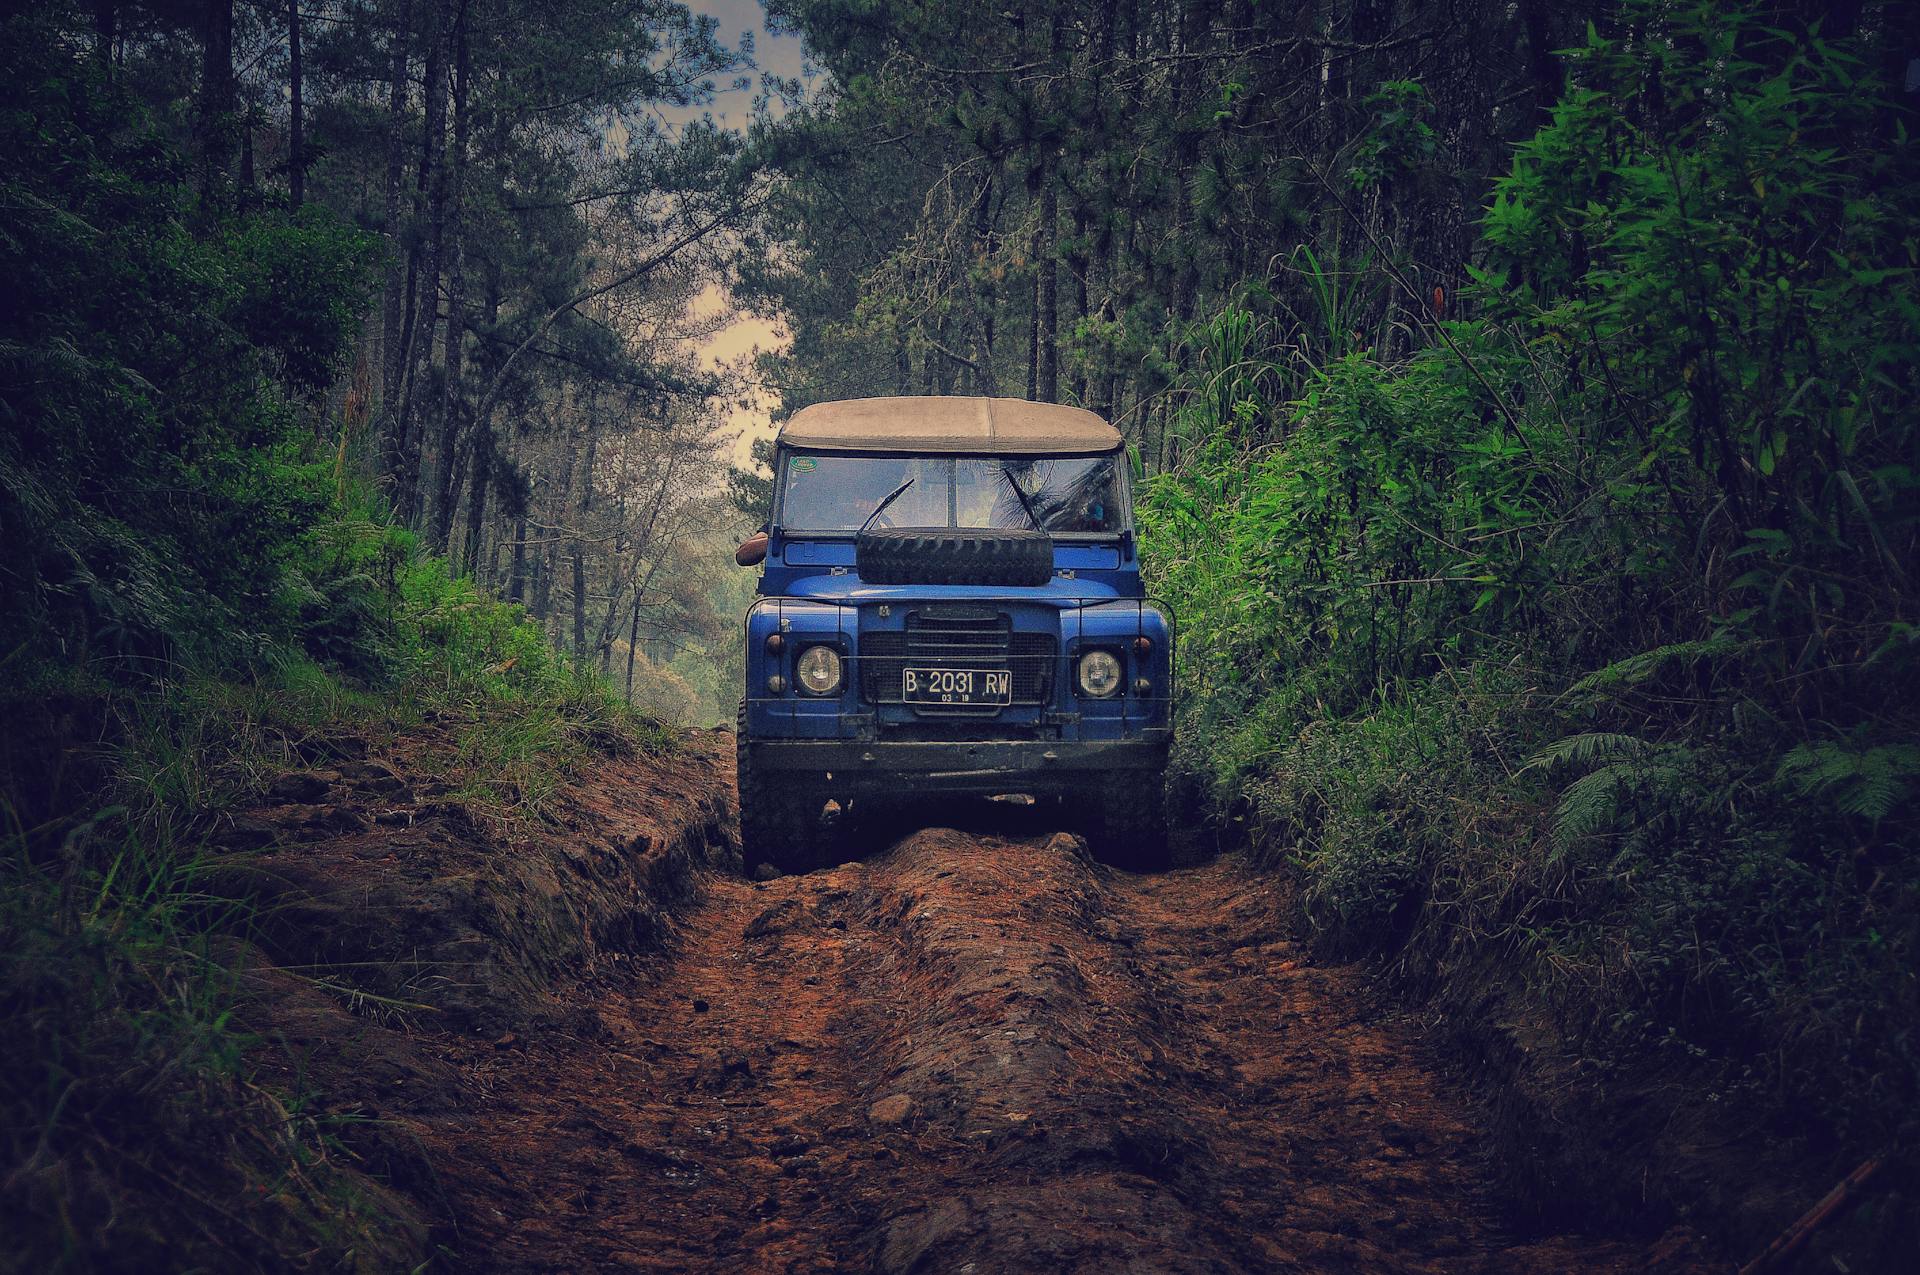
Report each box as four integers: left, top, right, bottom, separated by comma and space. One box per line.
681, 1, 811, 468
693, 282, 787, 467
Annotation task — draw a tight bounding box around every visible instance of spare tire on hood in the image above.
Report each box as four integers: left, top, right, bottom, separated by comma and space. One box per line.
855, 528, 1055, 587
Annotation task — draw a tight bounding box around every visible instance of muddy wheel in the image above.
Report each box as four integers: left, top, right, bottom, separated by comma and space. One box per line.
1085, 769, 1171, 871
736, 703, 824, 875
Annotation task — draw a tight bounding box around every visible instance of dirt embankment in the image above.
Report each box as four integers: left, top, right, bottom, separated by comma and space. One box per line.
237, 734, 1729, 1273
216, 721, 732, 1267
225, 723, 733, 1027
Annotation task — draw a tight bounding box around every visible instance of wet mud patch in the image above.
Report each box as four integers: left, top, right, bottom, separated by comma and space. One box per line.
246, 774, 1722, 1272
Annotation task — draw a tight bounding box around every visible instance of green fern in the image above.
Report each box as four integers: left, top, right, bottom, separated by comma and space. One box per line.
1528, 732, 1700, 860
1552, 765, 1630, 849
1563, 638, 1747, 698
1524, 731, 1651, 772
1777, 741, 1920, 821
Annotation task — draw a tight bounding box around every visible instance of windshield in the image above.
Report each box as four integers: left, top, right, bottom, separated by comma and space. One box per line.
777, 452, 1126, 534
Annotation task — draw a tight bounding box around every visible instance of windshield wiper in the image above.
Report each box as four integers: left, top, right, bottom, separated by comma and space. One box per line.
857, 477, 915, 534
1000, 462, 1044, 530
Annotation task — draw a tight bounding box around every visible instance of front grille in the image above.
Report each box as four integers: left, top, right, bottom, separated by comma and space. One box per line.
858, 609, 1055, 714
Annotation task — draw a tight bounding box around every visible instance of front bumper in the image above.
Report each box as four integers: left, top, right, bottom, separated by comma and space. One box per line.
746, 733, 1169, 795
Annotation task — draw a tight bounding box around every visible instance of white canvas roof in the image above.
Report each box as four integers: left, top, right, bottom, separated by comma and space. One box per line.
778, 396, 1121, 454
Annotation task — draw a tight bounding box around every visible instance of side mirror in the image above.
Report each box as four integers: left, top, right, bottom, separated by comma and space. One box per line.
734, 531, 768, 567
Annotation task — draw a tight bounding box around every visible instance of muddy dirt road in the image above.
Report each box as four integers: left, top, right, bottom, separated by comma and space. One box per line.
385, 793, 1714, 1274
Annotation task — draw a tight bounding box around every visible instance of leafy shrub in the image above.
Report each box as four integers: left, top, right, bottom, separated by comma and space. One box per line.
1141, 0, 1920, 1181
0, 21, 379, 670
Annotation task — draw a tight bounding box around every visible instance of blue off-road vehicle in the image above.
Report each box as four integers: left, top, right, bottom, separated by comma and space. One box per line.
734, 396, 1173, 874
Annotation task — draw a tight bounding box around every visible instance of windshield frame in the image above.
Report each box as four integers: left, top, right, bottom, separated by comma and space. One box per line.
770, 445, 1134, 540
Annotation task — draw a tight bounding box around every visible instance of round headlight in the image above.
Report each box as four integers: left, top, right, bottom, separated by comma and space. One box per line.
1077, 649, 1122, 698
795, 645, 843, 695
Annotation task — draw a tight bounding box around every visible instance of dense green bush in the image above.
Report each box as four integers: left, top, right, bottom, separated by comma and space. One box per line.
0, 18, 380, 670
1144, 0, 1918, 1164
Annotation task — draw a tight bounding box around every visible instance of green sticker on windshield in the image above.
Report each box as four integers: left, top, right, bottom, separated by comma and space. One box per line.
789, 456, 816, 475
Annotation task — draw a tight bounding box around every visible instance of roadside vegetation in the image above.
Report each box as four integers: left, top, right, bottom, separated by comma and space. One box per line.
1138, 9, 1918, 1228
1, 1, 746, 1265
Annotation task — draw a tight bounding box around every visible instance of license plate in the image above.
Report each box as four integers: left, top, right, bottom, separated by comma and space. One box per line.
903, 667, 1011, 705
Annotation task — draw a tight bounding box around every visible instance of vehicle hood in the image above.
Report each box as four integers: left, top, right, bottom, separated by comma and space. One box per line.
781, 574, 1125, 605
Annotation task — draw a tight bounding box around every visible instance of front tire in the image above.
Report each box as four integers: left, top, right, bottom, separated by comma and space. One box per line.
1085, 768, 1171, 871
736, 702, 824, 876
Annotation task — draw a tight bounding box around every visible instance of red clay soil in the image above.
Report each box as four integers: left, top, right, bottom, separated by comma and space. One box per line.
344, 797, 1721, 1274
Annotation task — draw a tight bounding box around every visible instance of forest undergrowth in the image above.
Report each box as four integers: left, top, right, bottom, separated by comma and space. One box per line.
0, 508, 670, 1270
0, 17, 678, 1264
1139, 7, 1918, 1252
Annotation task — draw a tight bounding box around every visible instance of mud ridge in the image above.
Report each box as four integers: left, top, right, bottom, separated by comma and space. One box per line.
840, 828, 1238, 1273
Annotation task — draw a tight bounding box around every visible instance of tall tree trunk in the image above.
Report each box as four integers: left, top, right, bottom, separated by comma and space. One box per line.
92, 1, 116, 65
463, 252, 506, 580
933, 314, 954, 393
569, 545, 588, 658
430, 5, 471, 552
488, 531, 507, 592
1072, 0, 1120, 411
534, 412, 576, 628
1025, 253, 1039, 401
590, 444, 633, 662
1517, 0, 1560, 126
196, 0, 233, 209
534, 481, 559, 625
1069, 200, 1090, 402
507, 508, 529, 602
1037, 173, 1058, 401
378, 0, 412, 491
287, 0, 304, 206
1160, 4, 1200, 436
969, 170, 1000, 397
1085, 204, 1112, 420
532, 546, 552, 627
239, 102, 254, 198
570, 412, 597, 660
460, 427, 491, 577
1034, 13, 1061, 403
394, 0, 449, 527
